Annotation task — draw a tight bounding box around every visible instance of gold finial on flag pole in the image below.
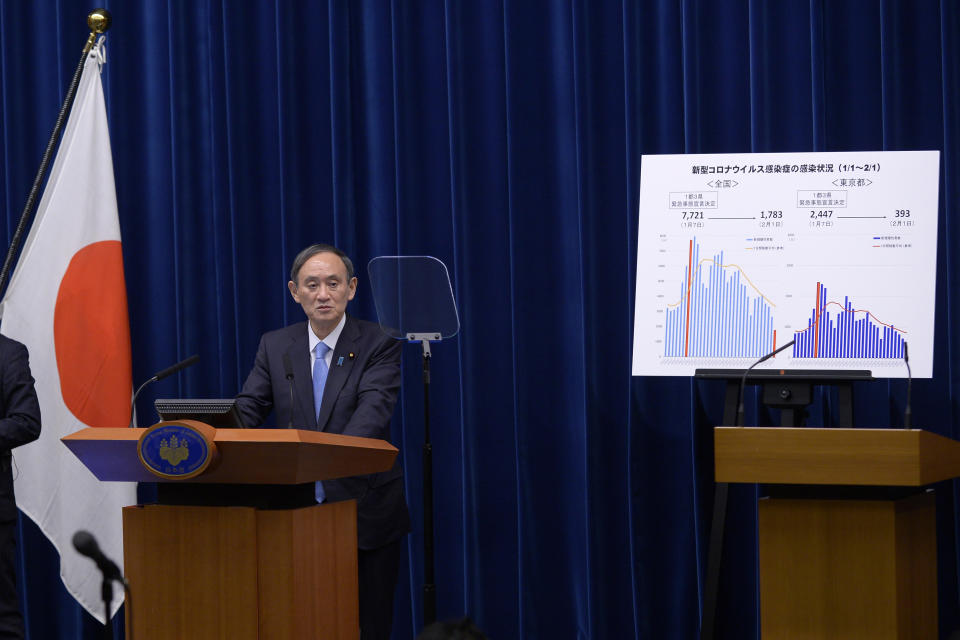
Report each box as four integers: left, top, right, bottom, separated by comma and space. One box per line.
83, 9, 112, 54
0, 7, 115, 298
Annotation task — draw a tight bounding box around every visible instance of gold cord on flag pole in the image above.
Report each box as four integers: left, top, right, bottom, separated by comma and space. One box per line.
0, 9, 114, 298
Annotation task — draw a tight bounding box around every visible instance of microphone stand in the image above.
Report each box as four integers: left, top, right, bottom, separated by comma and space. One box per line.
74, 529, 131, 640
101, 578, 113, 640
903, 342, 912, 429
736, 339, 796, 426
283, 353, 295, 428
99, 573, 133, 640
129, 354, 200, 427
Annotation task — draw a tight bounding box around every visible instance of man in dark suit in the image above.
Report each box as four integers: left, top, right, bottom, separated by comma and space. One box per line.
235, 243, 409, 640
0, 335, 41, 639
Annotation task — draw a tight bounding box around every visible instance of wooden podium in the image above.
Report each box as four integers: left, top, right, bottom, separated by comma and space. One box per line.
715, 427, 960, 639
63, 425, 399, 640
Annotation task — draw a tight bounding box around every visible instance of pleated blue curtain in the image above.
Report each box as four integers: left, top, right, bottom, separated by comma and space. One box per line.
0, 1, 957, 638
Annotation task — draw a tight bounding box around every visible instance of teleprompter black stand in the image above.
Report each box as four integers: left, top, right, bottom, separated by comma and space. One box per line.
368, 256, 460, 628
695, 368, 873, 640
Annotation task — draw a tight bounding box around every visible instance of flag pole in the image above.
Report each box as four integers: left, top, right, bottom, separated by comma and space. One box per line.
0, 8, 112, 299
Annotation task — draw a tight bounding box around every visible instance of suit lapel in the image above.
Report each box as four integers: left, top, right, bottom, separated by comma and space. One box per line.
285, 327, 316, 428
317, 316, 359, 431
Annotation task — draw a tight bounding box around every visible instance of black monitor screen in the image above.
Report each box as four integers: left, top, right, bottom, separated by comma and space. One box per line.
153, 399, 243, 428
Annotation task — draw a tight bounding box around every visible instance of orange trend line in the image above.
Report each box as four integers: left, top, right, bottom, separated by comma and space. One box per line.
666, 257, 776, 309
793, 301, 909, 336
684, 239, 692, 357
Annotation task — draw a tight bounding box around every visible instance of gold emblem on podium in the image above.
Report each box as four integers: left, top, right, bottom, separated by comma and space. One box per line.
159, 435, 190, 466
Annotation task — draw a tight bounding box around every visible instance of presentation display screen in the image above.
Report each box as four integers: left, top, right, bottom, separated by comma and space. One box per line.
632, 151, 940, 378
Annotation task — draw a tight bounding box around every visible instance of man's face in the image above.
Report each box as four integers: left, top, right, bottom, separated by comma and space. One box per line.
288, 252, 357, 338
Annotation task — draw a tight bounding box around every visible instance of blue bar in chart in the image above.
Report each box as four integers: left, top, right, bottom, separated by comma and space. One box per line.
792, 283, 905, 359
664, 237, 776, 358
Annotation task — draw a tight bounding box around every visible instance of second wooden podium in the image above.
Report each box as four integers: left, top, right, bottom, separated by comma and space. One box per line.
715, 426, 960, 639
63, 423, 398, 640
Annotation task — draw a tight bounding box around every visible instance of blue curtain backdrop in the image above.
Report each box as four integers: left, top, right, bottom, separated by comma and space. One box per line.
0, 0, 957, 638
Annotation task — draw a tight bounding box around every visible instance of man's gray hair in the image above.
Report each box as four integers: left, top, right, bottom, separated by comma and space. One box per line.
289, 244, 355, 284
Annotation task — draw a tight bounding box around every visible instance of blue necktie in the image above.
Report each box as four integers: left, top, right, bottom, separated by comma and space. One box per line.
313, 342, 331, 503
313, 341, 331, 422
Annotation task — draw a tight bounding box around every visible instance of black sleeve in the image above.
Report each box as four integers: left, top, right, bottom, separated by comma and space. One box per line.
0, 341, 41, 452
234, 335, 274, 427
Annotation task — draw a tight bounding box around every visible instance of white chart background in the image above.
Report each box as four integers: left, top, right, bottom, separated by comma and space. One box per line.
632, 151, 940, 378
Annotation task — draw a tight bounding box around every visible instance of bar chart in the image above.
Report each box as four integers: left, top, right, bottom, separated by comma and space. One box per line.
631, 150, 940, 377
792, 284, 905, 359
664, 237, 776, 358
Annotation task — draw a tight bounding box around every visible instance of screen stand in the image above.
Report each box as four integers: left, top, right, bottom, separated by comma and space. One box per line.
696, 369, 872, 640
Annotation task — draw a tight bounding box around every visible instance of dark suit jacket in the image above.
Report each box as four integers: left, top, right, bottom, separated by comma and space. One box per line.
0, 336, 41, 522
235, 316, 409, 549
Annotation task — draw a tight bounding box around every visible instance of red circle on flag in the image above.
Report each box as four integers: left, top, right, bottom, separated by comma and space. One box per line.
54, 240, 132, 427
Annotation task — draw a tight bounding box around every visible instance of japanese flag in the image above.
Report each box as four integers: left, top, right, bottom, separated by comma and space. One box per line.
0, 39, 136, 621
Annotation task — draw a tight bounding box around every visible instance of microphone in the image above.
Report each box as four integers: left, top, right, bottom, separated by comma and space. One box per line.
903, 341, 912, 429
153, 354, 201, 382
129, 354, 200, 427
282, 352, 295, 428
737, 339, 796, 426
72, 530, 127, 586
